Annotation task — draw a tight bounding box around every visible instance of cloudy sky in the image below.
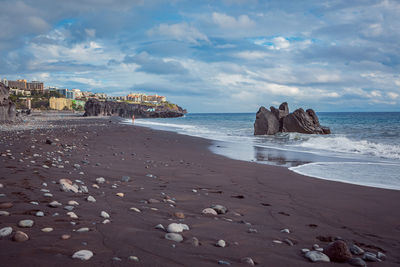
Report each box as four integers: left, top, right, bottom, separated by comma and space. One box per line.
1, 0, 399, 112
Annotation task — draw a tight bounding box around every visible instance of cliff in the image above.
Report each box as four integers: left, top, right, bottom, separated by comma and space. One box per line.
84, 99, 186, 118
254, 102, 330, 135
0, 83, 16, 122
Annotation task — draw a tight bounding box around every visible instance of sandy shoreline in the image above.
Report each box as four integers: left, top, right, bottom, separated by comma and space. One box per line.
0, 115, 399, 266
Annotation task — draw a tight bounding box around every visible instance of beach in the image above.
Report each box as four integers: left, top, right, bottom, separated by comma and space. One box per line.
0, 115, 399, 266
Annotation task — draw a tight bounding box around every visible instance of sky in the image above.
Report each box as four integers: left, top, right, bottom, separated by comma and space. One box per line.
0, 0, 399, 113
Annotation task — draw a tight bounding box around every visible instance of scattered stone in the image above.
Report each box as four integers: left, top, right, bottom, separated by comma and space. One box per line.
211, 204, 227, 214
130, 207, 141, 213
305, 251, 330, 262
315, 247, 324, 252
42, 165, 49, 169
377, 252, 386, 260
301, 248, 310, 253
348, 257, 367, 267
0, 227, 13, 237
112, 257, 122, 261
79, 185, 88, 193
313, 244, 320, 250
155, 224, 165, 231
202, 208, 218, 216
191, 237, 200, 247
18, 219, 34, 228
102, 219, 111, 224
273, 240, 283, 244
247, 228, 258, 233
363, 252, 381, 262
325, 240, 353, 262
350, 244, 364, 255
12, 231, 29, 242
72, 250, 93, 261
64, 206, 74, 211
165, 233, 183, 242
0, 202, 13, 209
30, 201, 39, 205
77, 227, 89, 233
92, 184, 99, 189
116, 193, 124, 197
87, 196, 96, 202
101, 211, 110, 218
67, 212, 78, 219
121, 176, 131, 182
241, 257, 255, 266
68, 200, 79, 206
0, 211, 10, 216
167, 223, 189, 233
280, 228, 290, 233
61, 234, 71, 240
48, 201, 62, 208
284, 238, 294, 246
216, 239, 226, 247
174, 212, 185, 219
41, 227, 53, 232
218, 260, 231, 265
59, 179, 79, 193
73, 164, 81, 169
128, 256, 139, 262
148, 198, 160, 204
43, 193, 53, 197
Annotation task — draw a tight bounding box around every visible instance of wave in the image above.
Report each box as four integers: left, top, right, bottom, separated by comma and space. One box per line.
293, 136, 400, 160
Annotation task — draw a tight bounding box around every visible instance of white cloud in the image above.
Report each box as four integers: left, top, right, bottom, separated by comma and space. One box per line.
85, 28, 96, 38
234, 50, 271, 60
212, 12, 255, 29
268, 37, 290, 50
387, 92, 399, 99
147, 22, 209, 45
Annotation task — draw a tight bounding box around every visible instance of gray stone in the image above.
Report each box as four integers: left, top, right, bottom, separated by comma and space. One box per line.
165, 233, 183, 242
18, 220, 34, 228
64, 206, 74, 211
128, 256, 139, 262
167, 223, 188, 233
0, 227, 13, 237
87, 196, 96, 202
241, 257, 255, 265
348, 257, 367, 267
377, 252, 386, 260
305, 251, 330, 262
121, 176, 131, 182
100, 211, 110, 219
216, 239, 226, 247
155, 224, 165, 231
35, 211, 44, 217
96, 177, 105, 184
218, 260, 231, 265
254, 106, 280, 135
363, 252, 381, 262
191, 237, 200, 247
0, 211, 10, 216
211, 204, 227, 214
72, 250, 93, 260
350, 244, 364, 255
48, 201, 62, 207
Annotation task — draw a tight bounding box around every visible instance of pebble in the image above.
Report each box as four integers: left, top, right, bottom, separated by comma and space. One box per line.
42, 165, 49, 169
101, 211, 110, 218
363, 252, 381, 262
241, 257, 255, 266
72, 250, 93, 261
30, 201, 39, 205
130, 207, 141, 213
315, 247, 324, 252
377, 252, 386, 260
211, 205, 227, 214
301, 248, 310, 253
48, 201, 62, 208
59, 179, 79, 193
121, 176, 131, 182
349, 257, 367, 267
248, 228, 258, 233
0, 211, 10, 216
284, 238, 294, 246
12, 231, 29, 242
18, 219, 34, 228
96, 177, 106, 184
87, 196, 96, 202
64, 205, 74, 211
202, 208, 218, 216
34, 211, 44, 217
77, 227, 89, 233
68, 200, 79, 206
41, 227, 53, 232
102, 219, 111, 224
148, 198, 160, 204
43, 193, 53, 197
305, 251, 330, 262
61, 234, 71, 240
67, 212, 79, 219
112, 257, 122, 261
92, 184, 99, 189
273, 240, 283, 244
116, 193, 124, 197
216, 239, 226, 247
191, 237, 200, 247
218, 260, 231, 265
0, 227, 13, 237
165, 233, 183, 242
167, 223, 189, 233
155, 224, 165, 231
128, 256, 139, 262
280, 228, 290, 233
313, 244, 320, 250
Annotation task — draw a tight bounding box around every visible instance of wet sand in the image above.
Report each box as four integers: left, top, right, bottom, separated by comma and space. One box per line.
0, 117, 399, 266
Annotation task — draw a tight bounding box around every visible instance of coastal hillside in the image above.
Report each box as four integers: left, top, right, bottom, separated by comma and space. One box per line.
84, 98, 187, 118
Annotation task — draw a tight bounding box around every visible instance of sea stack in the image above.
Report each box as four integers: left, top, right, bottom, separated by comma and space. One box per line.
0, 83, 16, 122
254, 102, 330, 135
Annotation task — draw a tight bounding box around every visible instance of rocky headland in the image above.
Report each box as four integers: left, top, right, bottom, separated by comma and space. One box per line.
0, 83, 16, 122
254, 102, 331, 135
84, 98, 186, 119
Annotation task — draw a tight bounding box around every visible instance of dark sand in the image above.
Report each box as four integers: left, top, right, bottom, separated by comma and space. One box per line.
0, 117, 399, 266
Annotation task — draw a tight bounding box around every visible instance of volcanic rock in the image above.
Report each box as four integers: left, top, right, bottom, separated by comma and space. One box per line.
325, 240, 352, 262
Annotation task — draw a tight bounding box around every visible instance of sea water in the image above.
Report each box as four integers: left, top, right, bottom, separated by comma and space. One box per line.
124, 112, 400, 190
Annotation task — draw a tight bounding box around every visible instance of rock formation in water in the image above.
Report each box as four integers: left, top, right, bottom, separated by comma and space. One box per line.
84, 99, 186, 118
0, 83, 16, 122
254, 102, 330, 135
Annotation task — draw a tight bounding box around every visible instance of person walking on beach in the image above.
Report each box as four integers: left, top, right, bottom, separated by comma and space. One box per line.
132, 114, 135, 123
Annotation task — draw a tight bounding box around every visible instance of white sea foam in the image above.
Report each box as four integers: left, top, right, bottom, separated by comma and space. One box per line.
294, 136, 400, 160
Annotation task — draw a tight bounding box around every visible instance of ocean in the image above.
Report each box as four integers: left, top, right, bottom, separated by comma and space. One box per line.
123, 112, 400, 190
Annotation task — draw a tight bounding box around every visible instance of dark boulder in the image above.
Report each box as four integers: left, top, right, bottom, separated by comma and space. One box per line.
0, 83, 16, 122
325, 240, 353, 263
84, 99, 186, 119
254, 102, 330, 135
254, 106, 279, 135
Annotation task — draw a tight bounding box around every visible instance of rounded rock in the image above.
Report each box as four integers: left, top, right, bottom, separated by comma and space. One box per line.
241, 257, 255, 266
216, 239, 226, 247
72, 250, 93, 260
0, 211, 10, 216
0, 202, 13, 209
41, 227, 53, 232
18, 219, 34, 228
12, 231, 29, 242
165, 233, 183, 242
0, 227, 13, 237
325, 240, 352, 262
100, 211, 110, 219
87, 196, 96, 202
61, 234, 71, 240
305, 251, 330, 262
202, 208, 218, 216
211, 205, 227, 214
